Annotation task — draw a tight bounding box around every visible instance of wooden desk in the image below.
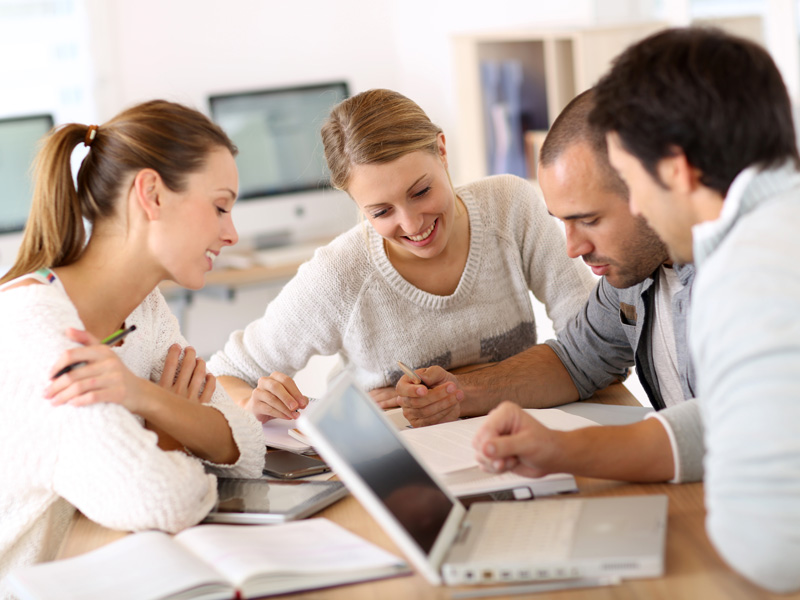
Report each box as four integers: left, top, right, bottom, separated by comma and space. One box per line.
159, 262, 302, 296
158, 247, 320, 332
57, 386, 796, 599
159, 238, 335, 297
58, 478, 797, 600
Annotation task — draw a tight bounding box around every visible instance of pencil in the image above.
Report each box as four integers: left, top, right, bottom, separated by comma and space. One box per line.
52, 325, 137, 379
100, 324, 137, 346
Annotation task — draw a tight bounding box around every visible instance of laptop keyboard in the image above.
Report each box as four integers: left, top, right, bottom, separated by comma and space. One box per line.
467, 500, 583, 561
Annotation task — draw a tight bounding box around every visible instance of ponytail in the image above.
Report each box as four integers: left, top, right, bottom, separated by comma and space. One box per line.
1, 125, 90, 283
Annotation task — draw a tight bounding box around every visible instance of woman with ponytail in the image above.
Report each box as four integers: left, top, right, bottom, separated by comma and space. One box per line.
0, 100, 265, 593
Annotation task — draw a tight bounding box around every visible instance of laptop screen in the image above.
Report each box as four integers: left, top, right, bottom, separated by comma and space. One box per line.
309, 383, 455, 554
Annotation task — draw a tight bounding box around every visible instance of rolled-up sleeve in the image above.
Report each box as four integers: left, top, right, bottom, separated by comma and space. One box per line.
545, 278, 633, 399
646, 400, 704, 483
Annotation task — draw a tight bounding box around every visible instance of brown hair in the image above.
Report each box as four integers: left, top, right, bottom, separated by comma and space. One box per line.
540, 89, 628, 199
1, 99, 237, 284
590, 27, 800, 195
320, 89, 443, 191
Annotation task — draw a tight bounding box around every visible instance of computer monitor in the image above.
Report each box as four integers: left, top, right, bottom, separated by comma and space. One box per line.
208, 82, 357, 250
0, 114, 54, 271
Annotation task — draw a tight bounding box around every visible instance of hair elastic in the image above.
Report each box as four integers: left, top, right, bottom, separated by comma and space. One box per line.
84, 125, 99, 147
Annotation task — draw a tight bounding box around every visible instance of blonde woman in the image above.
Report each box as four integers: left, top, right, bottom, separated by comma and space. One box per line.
0, 100, 265, 594
210, 89, 595, 424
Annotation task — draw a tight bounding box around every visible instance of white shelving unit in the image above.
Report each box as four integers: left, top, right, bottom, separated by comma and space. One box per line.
453, 17, 763, 180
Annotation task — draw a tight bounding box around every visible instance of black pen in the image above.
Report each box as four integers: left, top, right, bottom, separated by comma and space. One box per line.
52, 325, 137, 379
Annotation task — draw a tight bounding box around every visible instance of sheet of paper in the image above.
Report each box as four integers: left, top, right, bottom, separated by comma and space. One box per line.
384, 407, 412, 430
400, 408, 597, 475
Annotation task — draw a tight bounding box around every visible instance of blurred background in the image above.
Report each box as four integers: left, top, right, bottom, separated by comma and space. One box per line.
2, 0, 797, 400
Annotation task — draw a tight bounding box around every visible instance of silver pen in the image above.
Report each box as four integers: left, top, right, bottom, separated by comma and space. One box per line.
396, 360, 424, 385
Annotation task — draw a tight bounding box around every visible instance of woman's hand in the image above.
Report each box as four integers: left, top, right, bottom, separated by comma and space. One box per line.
45, 328, 148, 412
369, 386, 401, 409
244, 372, 308, 423
157, 344, 215, 404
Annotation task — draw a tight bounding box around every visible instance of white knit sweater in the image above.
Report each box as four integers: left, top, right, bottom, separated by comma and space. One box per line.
0, 273, 265, 597
209, 174, 595, 391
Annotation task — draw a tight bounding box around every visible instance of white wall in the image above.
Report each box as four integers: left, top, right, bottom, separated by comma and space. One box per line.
86, 0, 400, 119
85, 0, 798, 184
84, 0, 662, 184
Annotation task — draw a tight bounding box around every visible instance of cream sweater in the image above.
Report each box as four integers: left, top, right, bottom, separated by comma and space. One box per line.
0, 273, 265, 597
209, 175, 595, 391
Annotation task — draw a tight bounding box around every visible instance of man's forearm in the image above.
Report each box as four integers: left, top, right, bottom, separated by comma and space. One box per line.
553, 418, 675, 482
458, 345, 580, 417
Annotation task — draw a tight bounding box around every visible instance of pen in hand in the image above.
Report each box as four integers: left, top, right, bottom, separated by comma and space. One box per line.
396, 360, 426, 387
52, 325, 137, 379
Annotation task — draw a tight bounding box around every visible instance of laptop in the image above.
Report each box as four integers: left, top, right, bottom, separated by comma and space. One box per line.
298, 372, 668, 586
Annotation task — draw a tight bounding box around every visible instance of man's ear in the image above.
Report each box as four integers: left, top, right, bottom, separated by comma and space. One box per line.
132, 168, 162, 221
658, 147, 701, 194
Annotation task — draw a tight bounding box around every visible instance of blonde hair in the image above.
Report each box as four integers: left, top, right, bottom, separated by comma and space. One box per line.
321, 89, 443, 191
2, 100, 236, 284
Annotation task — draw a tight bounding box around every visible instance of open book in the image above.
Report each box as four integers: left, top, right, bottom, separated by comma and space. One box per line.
7, 519, 408, 600
399, 408, 598, 497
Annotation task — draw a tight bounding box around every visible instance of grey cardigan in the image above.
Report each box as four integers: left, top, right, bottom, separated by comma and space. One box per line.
545, 264, 696, 409
545, 265, 704, 482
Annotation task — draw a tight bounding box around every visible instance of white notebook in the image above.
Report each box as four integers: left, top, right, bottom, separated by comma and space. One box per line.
7, 519, 408, 600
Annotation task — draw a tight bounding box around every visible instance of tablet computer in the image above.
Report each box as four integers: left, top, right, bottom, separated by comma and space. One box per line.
203, 478, 348, 524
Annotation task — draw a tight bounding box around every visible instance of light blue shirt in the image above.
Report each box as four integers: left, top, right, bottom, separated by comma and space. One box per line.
690, 162, 800, 593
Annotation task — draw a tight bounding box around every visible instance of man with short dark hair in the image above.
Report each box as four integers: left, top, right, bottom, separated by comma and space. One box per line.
538, 90, 695, 413
396, 88, 702, 483
474, 27, 800, 592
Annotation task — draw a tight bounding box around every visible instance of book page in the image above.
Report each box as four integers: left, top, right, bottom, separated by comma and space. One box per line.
400, 408, 597, 474
8, 531, 231, 600
175, 518, 404, 588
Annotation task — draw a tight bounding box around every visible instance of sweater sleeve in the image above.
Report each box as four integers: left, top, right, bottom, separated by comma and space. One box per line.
144, 290, 265, 478
544, 277, 633, 398
2, 287, 217, 534
207, 236, 361, 387
645, 399, 704, 483
52, 403, 218, 533
509, 176, 596, 334
692, 221, 800, 593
